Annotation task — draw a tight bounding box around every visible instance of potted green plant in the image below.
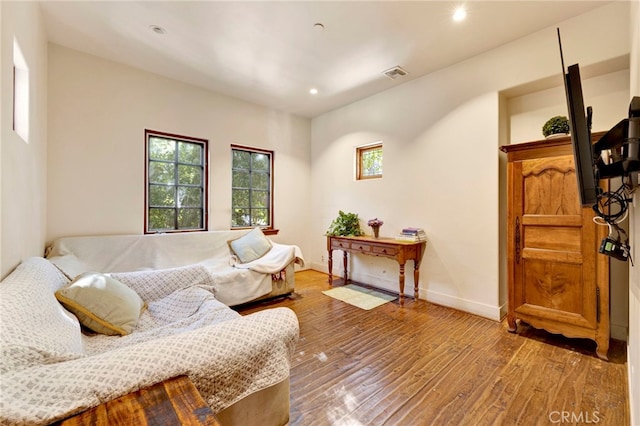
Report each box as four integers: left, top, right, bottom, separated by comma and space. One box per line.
325, 210, 364, 236
542, 115, 570, 138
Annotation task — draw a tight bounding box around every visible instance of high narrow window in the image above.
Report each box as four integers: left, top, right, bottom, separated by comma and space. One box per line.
145, 130, 208, 233
231, 145, 273, 229
356, 142, 383, 180
13, 37, 29, 143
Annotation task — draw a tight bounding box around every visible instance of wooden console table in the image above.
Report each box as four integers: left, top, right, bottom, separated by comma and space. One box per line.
327, 235, 426, 304
56, 375, 220, 425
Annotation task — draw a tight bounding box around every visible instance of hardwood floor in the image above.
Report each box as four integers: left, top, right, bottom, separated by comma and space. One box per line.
238, 270, 629, 426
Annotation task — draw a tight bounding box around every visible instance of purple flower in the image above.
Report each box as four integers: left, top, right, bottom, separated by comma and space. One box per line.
368, 218, 383, 227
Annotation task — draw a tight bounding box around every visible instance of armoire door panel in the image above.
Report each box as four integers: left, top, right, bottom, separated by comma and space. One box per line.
520, 259, 583, 313
521, 248, 582, 264
521, 214, 583, 227
523, 226, 582, 252
522, 155, 580, 216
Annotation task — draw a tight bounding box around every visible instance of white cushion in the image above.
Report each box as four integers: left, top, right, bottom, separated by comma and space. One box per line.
228, 228, 272, 264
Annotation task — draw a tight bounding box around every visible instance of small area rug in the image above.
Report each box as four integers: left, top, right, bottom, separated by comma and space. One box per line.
322, 284, 396, 310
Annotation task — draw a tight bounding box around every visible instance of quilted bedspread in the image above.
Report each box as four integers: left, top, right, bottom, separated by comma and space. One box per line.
0, 258, 300, 425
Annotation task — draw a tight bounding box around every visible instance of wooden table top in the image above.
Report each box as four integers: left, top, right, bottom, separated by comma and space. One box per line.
55, 375, 220, 426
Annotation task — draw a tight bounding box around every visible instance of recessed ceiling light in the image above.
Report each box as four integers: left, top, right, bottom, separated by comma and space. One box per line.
453, 6, 466, 22
149, 25, 166, 35
309, 88, 319, 95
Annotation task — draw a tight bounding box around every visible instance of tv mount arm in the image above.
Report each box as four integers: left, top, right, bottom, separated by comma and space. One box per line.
591, 96, 640, 263
593, 96, 640, 180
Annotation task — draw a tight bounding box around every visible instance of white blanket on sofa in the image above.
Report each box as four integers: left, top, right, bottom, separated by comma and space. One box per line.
230, 243, 304, 273
46, 231, 304, 306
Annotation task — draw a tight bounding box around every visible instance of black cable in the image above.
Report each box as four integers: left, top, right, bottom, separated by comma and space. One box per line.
593, 183, 630, 223
593, 182, 634, 264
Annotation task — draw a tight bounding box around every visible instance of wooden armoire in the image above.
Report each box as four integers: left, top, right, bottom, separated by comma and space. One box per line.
500, 133, 610, 360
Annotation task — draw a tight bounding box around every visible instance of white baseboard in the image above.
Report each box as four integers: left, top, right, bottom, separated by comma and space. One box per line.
421, 288, 502, 321
309, 262, 329, 274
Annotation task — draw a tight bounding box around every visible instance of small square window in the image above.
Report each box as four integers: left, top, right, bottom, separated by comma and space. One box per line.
356, 143, 383, 180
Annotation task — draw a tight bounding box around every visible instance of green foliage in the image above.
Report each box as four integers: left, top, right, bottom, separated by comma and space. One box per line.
325, 210, 364, 236
361, 147, 383, 177
149, 137, 175, 161
148, 137, 204, 231
178, 142, 201, 164
231, 149, 272, 228
542, 116, 570, 137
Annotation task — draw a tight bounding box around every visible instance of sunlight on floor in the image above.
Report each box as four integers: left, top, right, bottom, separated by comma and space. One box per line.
325, 385, 362, 425
314, 352, 328, 362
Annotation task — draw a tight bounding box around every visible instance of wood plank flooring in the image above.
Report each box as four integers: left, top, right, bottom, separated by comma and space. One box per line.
238, 270, 629, 426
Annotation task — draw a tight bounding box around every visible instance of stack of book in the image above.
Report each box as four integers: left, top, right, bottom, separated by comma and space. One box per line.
395, 227, 427, 242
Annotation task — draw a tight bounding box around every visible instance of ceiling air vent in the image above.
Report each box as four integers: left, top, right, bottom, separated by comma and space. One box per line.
383, 66, 408, 80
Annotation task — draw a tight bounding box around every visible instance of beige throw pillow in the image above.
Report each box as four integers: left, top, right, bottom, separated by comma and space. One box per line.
55, 272, 146, 336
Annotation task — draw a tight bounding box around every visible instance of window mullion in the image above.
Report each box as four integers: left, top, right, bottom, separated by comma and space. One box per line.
174, 144, 179, 230
248, 154, 253, 226
248, 170, 253, 225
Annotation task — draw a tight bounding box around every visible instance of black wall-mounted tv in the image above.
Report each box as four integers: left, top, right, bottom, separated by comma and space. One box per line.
563, 63, 599, 207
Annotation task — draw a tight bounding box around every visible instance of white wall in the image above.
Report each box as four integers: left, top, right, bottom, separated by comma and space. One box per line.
627, 2, 640, 424
47, 44, 312, 255
0, 1, 48, 278
508, 70, 630, 144
310, 2, 630, 321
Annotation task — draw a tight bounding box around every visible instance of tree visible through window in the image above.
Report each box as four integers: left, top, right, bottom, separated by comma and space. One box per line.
231, 145, 273, 228
357, 143, 383, 179
145, 130, 207, 233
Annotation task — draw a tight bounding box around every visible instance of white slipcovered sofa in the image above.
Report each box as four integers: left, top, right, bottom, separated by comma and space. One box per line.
0, 256, 299, 425
45, 229, 305, 306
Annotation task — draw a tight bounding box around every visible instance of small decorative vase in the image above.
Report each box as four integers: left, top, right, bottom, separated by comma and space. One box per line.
367, 218, 383, 238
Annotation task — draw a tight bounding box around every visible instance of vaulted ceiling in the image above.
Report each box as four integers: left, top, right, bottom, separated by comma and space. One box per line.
39, 1, 612, 117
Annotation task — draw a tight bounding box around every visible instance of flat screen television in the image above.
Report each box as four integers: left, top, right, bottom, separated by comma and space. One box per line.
557, 26, 600, 207
563, 63, 599, 206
